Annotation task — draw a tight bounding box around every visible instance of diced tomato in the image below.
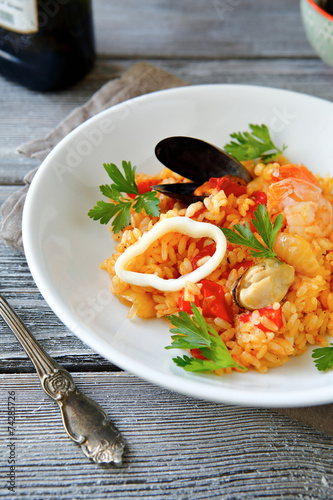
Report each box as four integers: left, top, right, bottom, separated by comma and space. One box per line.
178, 281, 233, 323
232, 261, 253, 272
201, 280, 233, 323
190, 348, 208, 360
248, 191, 268, 231
194, 176, 247, 198
137, 178, 159, 194
238, 311, 252, 323
127, 178, 160, 199
209, 176, 247, 197
238, 305, 283, 332
177, 289, 200, 314
192, 243, 216, 270
253, 190, 267, 205
248, 191, 267, 216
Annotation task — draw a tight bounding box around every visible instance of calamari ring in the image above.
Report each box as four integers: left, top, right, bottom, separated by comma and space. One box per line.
114, 217, 227, 292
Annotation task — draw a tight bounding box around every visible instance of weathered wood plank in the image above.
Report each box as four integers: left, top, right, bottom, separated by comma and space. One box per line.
93, 0, 314, 59
0, 228, 118, 370
0, 355, 119, 374
0, 285, 118, 372
1, 58, 333, 184
0, 372, 332, 499
0, 187, 112, 369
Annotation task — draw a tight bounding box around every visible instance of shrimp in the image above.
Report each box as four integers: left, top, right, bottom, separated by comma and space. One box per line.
267, 178, 321, 212
271, 163, 320, 187
274, 233, 321, 277
283, 196, 333, 240
267, 167, 333, 241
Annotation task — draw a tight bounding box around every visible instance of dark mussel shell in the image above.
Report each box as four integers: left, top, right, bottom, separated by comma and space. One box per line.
151, 182, 203, 204
155, 136, 252, 184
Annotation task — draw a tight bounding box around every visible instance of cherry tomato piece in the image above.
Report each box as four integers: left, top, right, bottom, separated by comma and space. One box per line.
190, 348, 209, 360
248, 191, 268, 231
209, 176, 247, 197
201, 280, 233, 323
239, 305, 283, 332
178, 289, 200, 314
192, 243, 216, 270
127, 178, 160, 199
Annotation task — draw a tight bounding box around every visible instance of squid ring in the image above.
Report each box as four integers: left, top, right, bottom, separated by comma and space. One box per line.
114, 217, 227, 292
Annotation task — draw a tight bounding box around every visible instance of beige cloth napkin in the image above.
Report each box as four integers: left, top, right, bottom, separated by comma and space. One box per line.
0, 62, 332, 437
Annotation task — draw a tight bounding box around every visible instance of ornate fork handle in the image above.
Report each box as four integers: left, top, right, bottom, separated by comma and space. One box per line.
0, 294, 125, 464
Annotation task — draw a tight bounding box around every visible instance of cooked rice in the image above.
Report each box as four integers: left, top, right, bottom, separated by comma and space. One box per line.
100, 162, 333, 374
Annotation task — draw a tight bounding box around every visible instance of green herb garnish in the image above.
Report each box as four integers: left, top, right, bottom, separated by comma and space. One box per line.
312, 344, 333, 371
221, 204, 283, 259
88, 161, 160, 233
224, 124, 287, 164
166, 303, 245, 372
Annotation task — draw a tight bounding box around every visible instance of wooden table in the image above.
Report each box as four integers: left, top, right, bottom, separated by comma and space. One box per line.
1, 1, 333, 498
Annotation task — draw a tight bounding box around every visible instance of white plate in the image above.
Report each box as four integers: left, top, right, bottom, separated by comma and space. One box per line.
22, 84, 333, 408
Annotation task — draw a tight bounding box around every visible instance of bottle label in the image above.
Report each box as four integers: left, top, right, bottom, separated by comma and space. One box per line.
0, 0, 38, 34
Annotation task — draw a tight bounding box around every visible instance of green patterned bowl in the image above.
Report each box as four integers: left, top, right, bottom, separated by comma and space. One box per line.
300, 0, 333, 67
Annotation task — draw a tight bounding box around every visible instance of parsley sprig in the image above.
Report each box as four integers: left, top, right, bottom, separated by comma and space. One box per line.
224, 124, 287, 164
221, 204, 283, 259
312, 344, 333, 372
166, 304, 245, 372
88, 161, 160, 233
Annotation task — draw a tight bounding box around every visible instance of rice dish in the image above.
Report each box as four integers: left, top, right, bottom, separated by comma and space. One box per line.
100, 157, 333, 375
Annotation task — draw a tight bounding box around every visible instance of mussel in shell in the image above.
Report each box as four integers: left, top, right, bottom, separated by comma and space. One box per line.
152, 136, 252, 203
149, 182, 204, 204
232, 258, 295, 311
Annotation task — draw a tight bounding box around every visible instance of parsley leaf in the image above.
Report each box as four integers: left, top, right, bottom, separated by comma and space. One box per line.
88, 161, 160, 233
111, 200, 133, 234
87, 199, 125, 225
99, 184, 122, 201
312, 344, 333, 371
133, 191, 160, 217
104, 161, 138, 195
221, 204, 283, 259
165, 304, 245, 373
224, 124, 287, 164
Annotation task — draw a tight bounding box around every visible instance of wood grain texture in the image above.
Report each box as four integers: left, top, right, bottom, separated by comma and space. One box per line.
0, 239, 118, 372
1, 57, 333, 184
1, 0, 333, 497
93, 0, 314, 59
0, 373, 333, 500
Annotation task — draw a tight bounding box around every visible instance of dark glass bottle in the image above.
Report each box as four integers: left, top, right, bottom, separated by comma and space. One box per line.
325, 0, 333, 15
0, 0, 95, 91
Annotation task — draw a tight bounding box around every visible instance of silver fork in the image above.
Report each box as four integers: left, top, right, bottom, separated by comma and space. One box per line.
0, 293, 125, 464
